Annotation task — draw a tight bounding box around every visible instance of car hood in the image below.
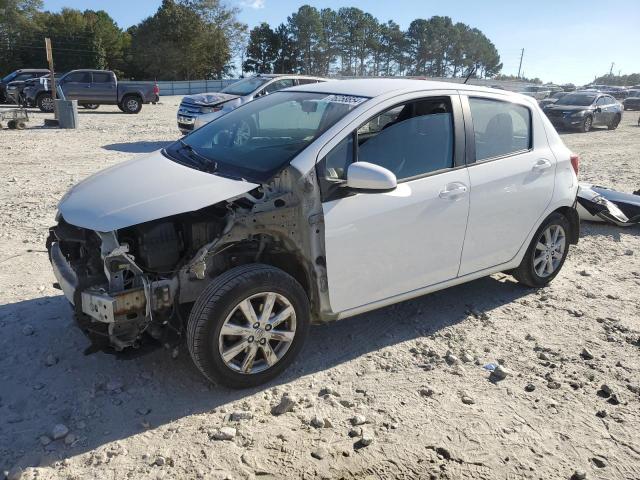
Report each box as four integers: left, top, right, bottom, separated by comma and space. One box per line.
183, 92, 239, 106
58, 150, 258, 232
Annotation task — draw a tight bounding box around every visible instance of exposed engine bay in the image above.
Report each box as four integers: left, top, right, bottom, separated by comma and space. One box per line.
47, 168, 330, 351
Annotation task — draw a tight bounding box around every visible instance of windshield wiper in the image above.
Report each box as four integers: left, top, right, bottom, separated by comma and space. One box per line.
179, 140, 217, 172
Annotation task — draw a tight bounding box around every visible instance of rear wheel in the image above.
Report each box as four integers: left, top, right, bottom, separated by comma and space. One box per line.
83, 103, 99, 110
187, 264, 310, 388
37, 93, 54, 113
120, 95, 142, 114
7, 120, 16, 129
15, 121, 26, 130
512, 212, 571, 288
608, 114, 621, 130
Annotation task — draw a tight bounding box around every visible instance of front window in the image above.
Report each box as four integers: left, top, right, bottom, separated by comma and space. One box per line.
221, 77, 270, 96
558, 93, 596, 106
166, 91, 367, 182
2, 72, 17, 83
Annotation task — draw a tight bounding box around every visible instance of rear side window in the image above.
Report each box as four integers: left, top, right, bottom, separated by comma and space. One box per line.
297, 79, 318, 85
264, 79, 295, 94
92, 72, 111, 83
468, 98, 531, 161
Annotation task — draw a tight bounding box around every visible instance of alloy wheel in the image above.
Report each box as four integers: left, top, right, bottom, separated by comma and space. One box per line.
218, 292, 296, 374
532, 224, 566, 277
126, 99, 139, 112
41, 96, 54, 112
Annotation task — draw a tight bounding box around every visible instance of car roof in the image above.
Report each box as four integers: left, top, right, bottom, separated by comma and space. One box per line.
287, 78, 506, 98
15, 69, 49, 73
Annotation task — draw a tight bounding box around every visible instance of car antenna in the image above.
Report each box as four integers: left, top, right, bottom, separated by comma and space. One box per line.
463, 67, 476, 84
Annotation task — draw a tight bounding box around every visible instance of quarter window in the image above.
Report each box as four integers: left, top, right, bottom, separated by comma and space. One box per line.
468, 98, 531, 161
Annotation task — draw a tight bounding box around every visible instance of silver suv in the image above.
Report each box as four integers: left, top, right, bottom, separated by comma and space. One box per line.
177, 74, 326, 134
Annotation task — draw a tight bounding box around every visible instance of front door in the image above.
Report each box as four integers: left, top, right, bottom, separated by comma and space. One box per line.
319, 94, 470, 313
458, 94, 556, 275
60, 71, 91, 101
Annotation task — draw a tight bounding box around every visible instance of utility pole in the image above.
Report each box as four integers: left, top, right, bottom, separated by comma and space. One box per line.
45, 38, 58, 120
609, 62, 614, 76
517, 48, 524, 78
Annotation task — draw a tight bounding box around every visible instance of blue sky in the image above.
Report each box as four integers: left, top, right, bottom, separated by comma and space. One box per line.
41, 0, 640, 85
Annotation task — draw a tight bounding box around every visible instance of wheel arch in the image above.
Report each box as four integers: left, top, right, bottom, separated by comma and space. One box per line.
553, 205, 580, 244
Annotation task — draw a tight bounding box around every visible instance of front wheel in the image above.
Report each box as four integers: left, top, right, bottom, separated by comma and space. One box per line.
608, 114, 621, 130
512, 212, 571, 288
580, 115, 593, 133
37, 93, 54, 113
83, 103, 99, 110
187, 264, 310, 388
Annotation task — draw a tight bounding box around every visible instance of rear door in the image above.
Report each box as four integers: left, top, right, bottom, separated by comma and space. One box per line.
89, 72, 116, 103
458, 93, 555, 275
319, 93, 470, 313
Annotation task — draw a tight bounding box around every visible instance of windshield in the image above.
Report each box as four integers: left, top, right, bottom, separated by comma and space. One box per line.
557, 93, 596, 106
166, 91, 368, 182
1, 72, 17, 83
628, 90, 640, 97
221, 77, 269, 96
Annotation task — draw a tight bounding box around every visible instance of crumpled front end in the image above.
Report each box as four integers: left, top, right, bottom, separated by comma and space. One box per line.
47, 219, 176, 350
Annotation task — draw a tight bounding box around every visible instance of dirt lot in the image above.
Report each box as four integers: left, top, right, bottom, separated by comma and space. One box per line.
0, 99, 639, 480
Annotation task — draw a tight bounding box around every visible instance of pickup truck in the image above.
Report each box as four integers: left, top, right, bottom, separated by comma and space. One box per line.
23, 69, 156, 114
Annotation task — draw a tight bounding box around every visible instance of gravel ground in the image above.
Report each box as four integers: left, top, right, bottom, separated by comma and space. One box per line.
0, 99, 639, 480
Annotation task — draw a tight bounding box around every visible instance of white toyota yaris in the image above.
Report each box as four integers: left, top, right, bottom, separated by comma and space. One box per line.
48, 79, 580, 388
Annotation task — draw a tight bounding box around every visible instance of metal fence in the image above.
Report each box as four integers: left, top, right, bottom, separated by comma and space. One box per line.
129, 79, 239, 96
140, 76, 532, 97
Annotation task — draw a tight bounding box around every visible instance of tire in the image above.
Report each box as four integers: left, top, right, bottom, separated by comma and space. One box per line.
187, 264, 310, 388
608, 114, 621, 130
83, 104, 99, 110
512, 212, 571, 288
580, 115, 593, 133
16, 121, 26, 130
7, 120, 16, 129
37, 93, 55, 113
120, 95, 142, 114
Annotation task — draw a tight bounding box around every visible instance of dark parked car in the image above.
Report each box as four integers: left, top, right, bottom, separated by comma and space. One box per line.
543, 92, 623, 132
0, 69, 50, 103
24, 69, 157, 113
6, 73, 63, 105
622, 90, 640, 110
539, 91, 568, 108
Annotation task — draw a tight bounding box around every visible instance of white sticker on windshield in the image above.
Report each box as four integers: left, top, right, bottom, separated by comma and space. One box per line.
323, 95, 367, 106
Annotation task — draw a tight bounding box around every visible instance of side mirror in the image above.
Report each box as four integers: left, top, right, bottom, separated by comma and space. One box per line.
595, 107, 601, 113
346, 162, 397, 192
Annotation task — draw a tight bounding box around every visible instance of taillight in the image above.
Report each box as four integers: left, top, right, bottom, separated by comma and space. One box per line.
570, 153, 579, 176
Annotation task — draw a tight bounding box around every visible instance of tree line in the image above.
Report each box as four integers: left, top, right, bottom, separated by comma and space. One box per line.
2, 0, 503, 81
0, 0, 246, 80
243, 6, 502, 78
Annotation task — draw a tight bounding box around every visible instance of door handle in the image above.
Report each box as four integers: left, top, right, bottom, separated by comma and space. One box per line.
532, 159, 552, 172
439, 183, 468, 199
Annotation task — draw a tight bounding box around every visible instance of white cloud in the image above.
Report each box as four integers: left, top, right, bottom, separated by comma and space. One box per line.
242, 0, 265, 9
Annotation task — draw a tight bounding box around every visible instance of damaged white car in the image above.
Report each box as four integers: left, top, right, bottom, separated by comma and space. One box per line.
48, 79, 580, 387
